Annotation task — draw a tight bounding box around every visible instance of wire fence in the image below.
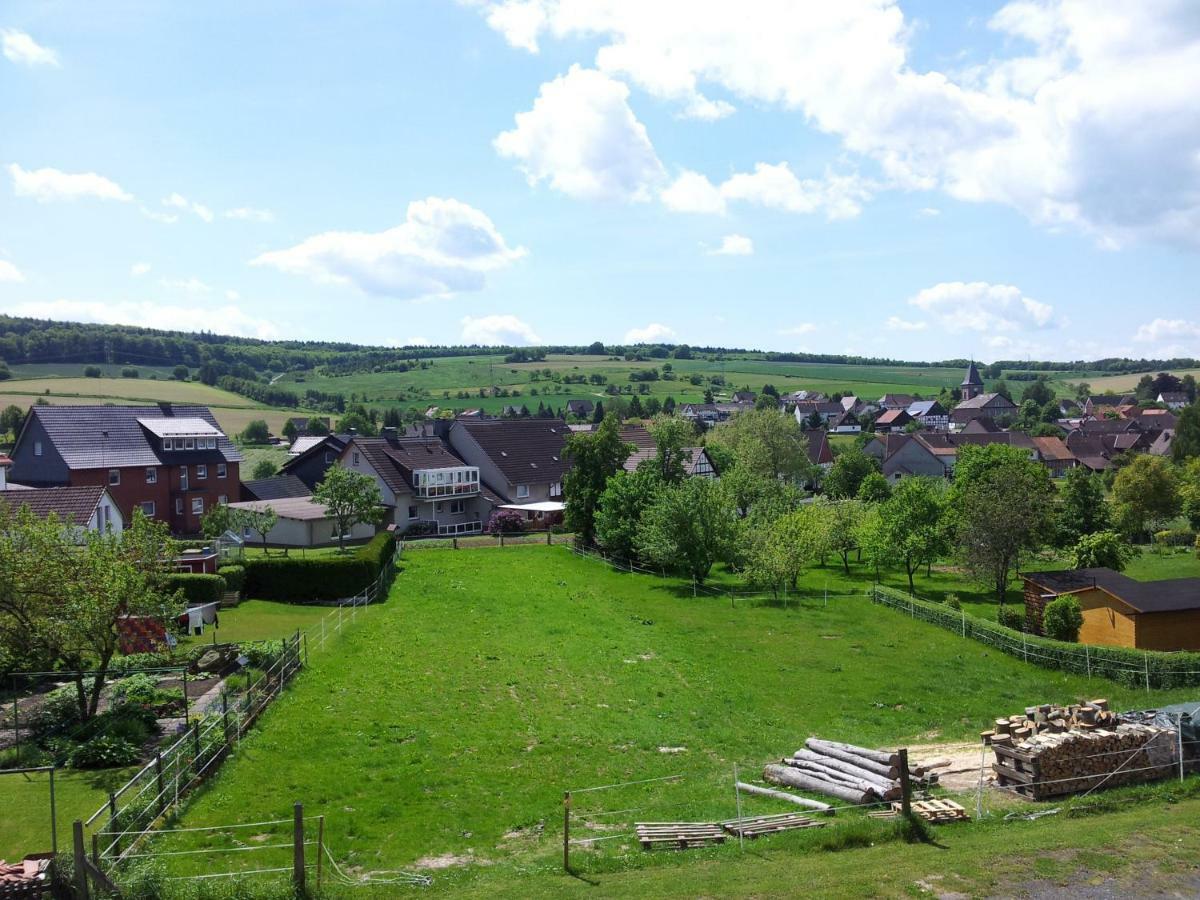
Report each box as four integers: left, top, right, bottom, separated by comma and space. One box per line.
77, 540, 400, 881
871, 584, 1200, 690
400, 529, 574, 550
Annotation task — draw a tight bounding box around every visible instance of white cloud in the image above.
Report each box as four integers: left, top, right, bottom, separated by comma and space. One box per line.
9, 163, 132, 203
1134, 318, 1200, 343
918, 207, 941, 218
472, 1, 1200, 247
163, 193, 213, 222
0, 299, 278, 339
662, 163, 873, 220
140, 207, 178, 224
624, 322, 676, 343
130, 262, 151, 277
908, 281, 1061, 333
709, 234, 753, 256
885, 315, 926, 331
780, 323, 817, 336
494, 65, 665, 202
225, 289, 240, 301
253, 197, 525, 300
159, 277, 211, 294
0, 260, 24, 283
224, 207, 275, 223
2, 29, 59, 67
460, 314, 541, 345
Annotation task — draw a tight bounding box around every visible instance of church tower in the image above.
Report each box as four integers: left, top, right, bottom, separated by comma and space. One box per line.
961, 361, 983, 401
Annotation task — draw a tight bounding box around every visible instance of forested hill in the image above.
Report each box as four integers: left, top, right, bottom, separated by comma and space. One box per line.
0, 314, 1196, 378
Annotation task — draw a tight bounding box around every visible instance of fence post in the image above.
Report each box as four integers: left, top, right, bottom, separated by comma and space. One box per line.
155, 752, 166, 814
898, 748, 912, 820
453, 537, 458, 550
1144, 653, 1151, 693
1022, 633, 1028, 663
961, 608, 966, 638
547, 530, 552, 545
733, 763, 744, 851
317, 815, 325, 889
1085, 644, 1091, 678
107, 792, 119, 857
221, 693, 231, 746
293, 802, 306, 891
72, 820, 89, 900
49, 767, 57, 856
303, 632, 309, 666
1178, 715, 1186, 783
191, 720, 201, 772
692, 577, 696, 598
562, 791, 571, 873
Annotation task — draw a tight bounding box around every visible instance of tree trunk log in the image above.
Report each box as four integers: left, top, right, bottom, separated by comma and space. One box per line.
795, 745, 899, 779
735, 782, 832, 813
783, 758, 899, 799
763, 764, 875, 805
806, 738, 900, 767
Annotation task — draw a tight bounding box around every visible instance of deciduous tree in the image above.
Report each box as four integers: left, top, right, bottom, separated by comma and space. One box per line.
636, 477, 738, 583
708, 408, 812, 483
869, 477, 949, 593
823, 450, 880, 499
564, 413, 633, 544
313, 466, 384, 552
1056, 466, 1109, 546
1110, 454, 1180, 540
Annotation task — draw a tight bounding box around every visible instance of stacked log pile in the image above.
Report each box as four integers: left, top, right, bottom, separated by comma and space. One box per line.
0, 857, 49, 899
986, 700, 1178, 800
763, 738, 934, 805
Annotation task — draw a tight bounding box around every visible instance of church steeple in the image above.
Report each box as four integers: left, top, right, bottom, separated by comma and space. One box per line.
961, 361, 983, 400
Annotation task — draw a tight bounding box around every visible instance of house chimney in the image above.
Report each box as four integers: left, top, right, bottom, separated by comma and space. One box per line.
381, 426, 398, 443
158, 401, 174, 416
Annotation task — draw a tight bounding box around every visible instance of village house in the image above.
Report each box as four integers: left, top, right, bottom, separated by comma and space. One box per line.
732, 390, 757, 404
1082, 394, 1136, 417
679, 403, 725, 428
949, 392, 1018, 430
341, 428, 497, 536
803, 428, 834, 471
240, 474, 313, 502
1023, 568, 1200, 651
906, 399, 949, 431
286, 416, 331, 435
792, 400, 843, 426
445, 417, 569, 505
877, 393, 915, 411
7, 404, 241, 534
280, 433, 352, 488
565, 398, 594, 419
827, 409, 862, 434
873, 409, 913, 433
619, 425, 718, 478
862, 433, 950, 480
1157, 391, 1189, 410
0, 484, 125, 538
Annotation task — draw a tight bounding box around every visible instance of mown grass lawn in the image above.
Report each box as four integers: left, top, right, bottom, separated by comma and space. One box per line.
0, 765, 137, 861
150, 545, 1199, 894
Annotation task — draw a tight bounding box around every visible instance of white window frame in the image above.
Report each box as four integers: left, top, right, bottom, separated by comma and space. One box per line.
145, 467, 157, 484
197, 464, 207, 480
108, 469, 121, 486
549, 482, 562, 498
449, 499, 465, 515
353, 451, 360, 466
516, 483, 530, 499
175, 498, 183, 515
207, 437, 217, 449
180, 466, 188, 491
184, 438, 195, 450
163, 438, 173, 451
141, 501, 155, 516
191, 497, 204, 516
34, 441, 43, 457
408, 505, 419, 520
217, 463, 227, 478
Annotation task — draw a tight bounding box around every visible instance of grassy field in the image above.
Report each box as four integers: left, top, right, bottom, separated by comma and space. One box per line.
1072, 368, 1200, 393
149, 545, 1198, 894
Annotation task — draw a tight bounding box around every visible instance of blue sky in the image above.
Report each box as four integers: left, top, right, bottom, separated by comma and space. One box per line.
1, 1, 1198, 362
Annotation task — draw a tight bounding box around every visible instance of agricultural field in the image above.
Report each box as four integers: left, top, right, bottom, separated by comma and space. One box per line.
150, 545, 1198, 895
1067, 367, 1200, 394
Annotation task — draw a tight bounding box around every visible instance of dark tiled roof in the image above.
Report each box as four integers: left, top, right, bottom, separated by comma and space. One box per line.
1024, 568, 1200, 614
21, 405, 240, 469
1077, 418, 1141, 434
1159, 391, 1188, 402
961, 416, 1001, 433
803, 428, 834, 466
456, 419, 569, 485
241, 474, 312, 501
875, 409, 911, 426
907, 400, 946, 417
1031, 436, 1074, 461
0, 485, 107, 524
354, 436, 472, 496
280, 434, 350, 475
954, 392, 1017, 411
619, 425, 656, 451
961, 362, 983, 387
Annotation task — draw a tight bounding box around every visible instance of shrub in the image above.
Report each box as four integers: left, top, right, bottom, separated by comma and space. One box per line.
945, 594, 961, 611
1043, 596, 1084, 642
120, 367, 139, 379
109, 652, 171, 674
404, 520, 438, 537
68, 735, 141, 769
238, 640, 284, 669
83, 365, 102, 378
32, 682, 87, 736
997, 606, 1025, 632
1153, 528, 1196, 549
242, 556, 374, 602
109, 674, 183, 713
217, 564, 245, 595
167, 573, 226, 607
487, 509, 526, 535
1071, 530, 1135, 570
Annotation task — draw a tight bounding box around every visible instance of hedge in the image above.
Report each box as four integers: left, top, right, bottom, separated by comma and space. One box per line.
872, 584, 1200, 690
242, 533, 397, 603
167, 573, 226, 608
217, 564, 245, 595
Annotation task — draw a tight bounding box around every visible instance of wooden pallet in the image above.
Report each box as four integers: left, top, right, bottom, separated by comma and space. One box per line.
635, 822, 725, 850
867, 809, 900, 820
720, 812, 827, 838
892, 799, 969, 823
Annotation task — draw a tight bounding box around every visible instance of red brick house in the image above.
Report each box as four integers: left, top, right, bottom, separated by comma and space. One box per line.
7, 404, 241, 535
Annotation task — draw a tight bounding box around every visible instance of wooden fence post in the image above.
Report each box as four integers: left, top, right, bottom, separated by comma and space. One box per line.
155, 752, 166, 814
317, 815, 325, 889
191, 720, 201, 772
107, 792, 119, 857
898, 748, 912, 820
293, 802, 306, 891
72, 820, 89, 900
562, 791, 571, 873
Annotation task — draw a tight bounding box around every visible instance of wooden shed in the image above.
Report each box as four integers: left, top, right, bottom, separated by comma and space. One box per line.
1023, 568, 1200, 651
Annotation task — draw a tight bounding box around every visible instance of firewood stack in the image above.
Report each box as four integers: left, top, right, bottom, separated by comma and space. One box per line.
763, 738, 934, 805
0, 857, 50, 899
985, 699, 1178, 800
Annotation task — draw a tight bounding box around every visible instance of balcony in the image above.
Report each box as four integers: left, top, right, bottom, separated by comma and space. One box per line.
438, 520, 482, 536
413, 466, 480, 498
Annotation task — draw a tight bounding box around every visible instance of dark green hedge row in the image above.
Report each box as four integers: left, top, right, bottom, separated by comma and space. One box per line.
242, 533, 397, 603
167, 573, 226, 607
872, 585, 1200, 689
217, 564, 245, 594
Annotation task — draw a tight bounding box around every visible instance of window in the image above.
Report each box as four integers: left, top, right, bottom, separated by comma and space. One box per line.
516, 484, 530, 499
197, 465, 207, 479
549, 482, 562, 498
108, 469, 121, 486
146, 467, 157, 484
180, 467, 188, 491
408, 505, 418, 520
191, 497, 204, 516
175, 498, 183, 515
207, 437, 217, 449
449, 499, 465, 515
141, 501, 155, 516
217, 463, 227, 478
34, 441, 43, 457
325, 452, 334, 464
218, 494, 228, 505
163, 439, 173, 451
352, 451, 360, 466
184, 438, 195, 450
